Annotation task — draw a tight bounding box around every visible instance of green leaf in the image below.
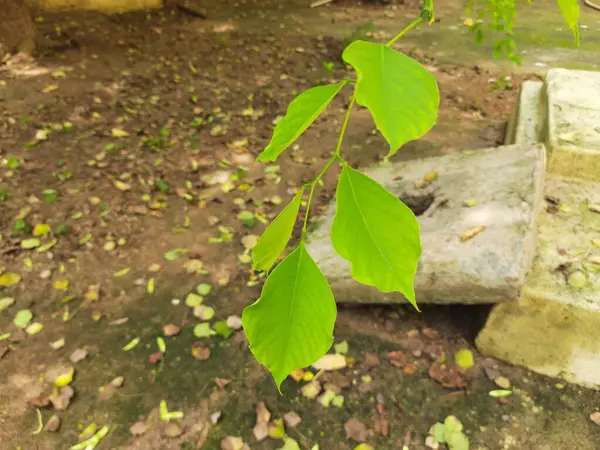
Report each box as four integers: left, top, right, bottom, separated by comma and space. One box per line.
558, 0, 580, 45
0, 297, 15, 312
242, 242, 336, 389
21, 238, 41, 249
164, 248, 188, 261
196, 283, 212, 296
14, 309, 33, 328
252, 188, 305, 271
122, 337, 140, 351
331, 165, 421, 308
193, 322, 216, 338
214, 321, 233, 338
257, 82, 347, 162
342, 40, 439, 157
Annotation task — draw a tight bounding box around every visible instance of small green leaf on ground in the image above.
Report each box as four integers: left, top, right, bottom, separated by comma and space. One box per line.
113, 268, 132, 278
186, 293, 203, 307
164, 248, 188, 261
332, 165, 421, 308
454, 349, 474, 369
279, 437, 301, 450
257, 82, 347, 162
342, 40, 439, 157
214, 321, 233, 338
252, 188, 305, 272
196, 283, 212, 296
147, 278, 155, 294
193, 323, 216, 338
159, 400, 184, 421
489, 389, 512, 398
157, 337, 167, 353
14, 309, 33, 328
238, 210, 256, 228
21, 238, 41, 249
42, 189, 59, 205
0, 297, 15, 312
242, 242, 336, 389
122, 337, 140, 351
54, 367, 75, 387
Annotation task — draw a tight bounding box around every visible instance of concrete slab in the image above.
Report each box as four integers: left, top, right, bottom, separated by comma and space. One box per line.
546, 68, 600, 182
306, 143, 546, 305
505, 80, 545, 145
476, 177, 600, 388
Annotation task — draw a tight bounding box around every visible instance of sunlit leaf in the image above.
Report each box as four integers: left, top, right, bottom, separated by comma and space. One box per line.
193, 322, 216, 338
196, 283, 212, 296
122, 337, 140, 351
21, 238, 41, 249
257, 82, 347, 162
14, 309, 33, 328
558, 0, 580, 45
26, 322, 44, 335
0, 297, 15, 312
342, 40, 439, 157
252, 188, 305, 272
331, 165, 421, 307
454, 349, 474, 369
242, 242, 337, 389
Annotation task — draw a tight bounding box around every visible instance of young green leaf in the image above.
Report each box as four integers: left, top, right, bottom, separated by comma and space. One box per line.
242, 242, 336, 389
331, 165, 421, 308
252, 188, 305, 272
342, 40, 439, 157
558, 0, 580, 45
257, 82, 347, 162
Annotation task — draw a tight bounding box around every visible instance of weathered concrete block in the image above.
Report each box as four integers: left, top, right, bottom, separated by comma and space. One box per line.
306, 144, 546, 304
476, 177, 600, 389
546, 68, 600, 182
505, 80, 545, 145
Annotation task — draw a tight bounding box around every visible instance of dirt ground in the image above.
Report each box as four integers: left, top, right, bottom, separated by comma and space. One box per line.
1, 1, 600, 449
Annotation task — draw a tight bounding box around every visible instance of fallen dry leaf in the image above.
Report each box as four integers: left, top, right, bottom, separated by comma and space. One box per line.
192, 343, 211, 361
49, 386, 74, 411
215, 378, 231, 389
344, 418, 369, 442
130, 421, 148, 436
283, 411, 302, 428
163, 422, 183, 438
428, 362, 466, 388
590, 412, 600, 426
69, 348, 88, 363
221, 436, 246, 450
148, 352, 163, 364
252, 423, 269, 442
363, 353, 381, 367
460, 226, 485, 241
44, 415, 61, 432
163, 324, 181, 336
312, 353, 346, 371
387, 351, 407, 368
373, 418, 389, 437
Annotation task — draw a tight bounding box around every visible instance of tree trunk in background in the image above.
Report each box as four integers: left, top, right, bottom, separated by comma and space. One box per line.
0, 0, 36, 60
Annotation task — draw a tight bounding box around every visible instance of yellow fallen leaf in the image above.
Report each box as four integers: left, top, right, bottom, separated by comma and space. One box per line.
33, 224, 51, 236
0, 272, 22, 286
455, 349, 474, 369
42, 84, 59, 93
111, 128, 130, 138
460, 226, 485, 241
112, 180, 131, 191
113, 268, 131, 278
424, 171, 438, 182
53, 279, 69, 291
55, 367, 75, 387
85, 285, 100, 302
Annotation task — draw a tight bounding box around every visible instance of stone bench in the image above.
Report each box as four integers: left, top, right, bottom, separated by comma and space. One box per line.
306, 143, 546, 305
